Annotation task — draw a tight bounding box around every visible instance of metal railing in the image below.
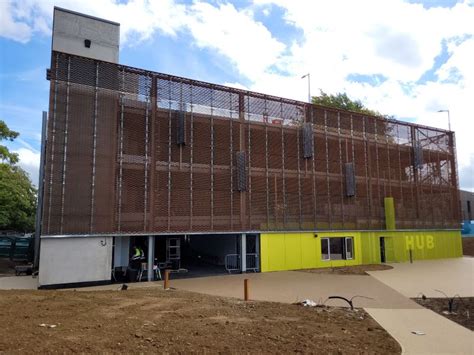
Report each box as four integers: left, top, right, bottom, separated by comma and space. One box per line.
225, 254, 240, 273
224, 253, 259, 273
246, 253, 259, 272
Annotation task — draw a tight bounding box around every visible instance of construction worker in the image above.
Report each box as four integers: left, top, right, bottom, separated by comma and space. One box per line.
130, 245, 144, 272
131, 246, 142, 261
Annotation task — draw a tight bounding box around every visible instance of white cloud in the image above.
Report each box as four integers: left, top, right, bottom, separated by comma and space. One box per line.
2, 0, 473, 190
247, 0, 474, 190
185, 2, 285, 78
0, 0, 188, 43
14, 147, 40, 187
0, 1, 32, 42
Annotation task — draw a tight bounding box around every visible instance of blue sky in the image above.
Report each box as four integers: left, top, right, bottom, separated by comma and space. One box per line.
0, 0, 473, 192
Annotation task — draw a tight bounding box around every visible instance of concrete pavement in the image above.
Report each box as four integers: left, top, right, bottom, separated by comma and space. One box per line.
366, 308, 473, 355
0, 275, 38, 290
368, 257, 474, 298
170, 263, 473, 355
170, 271, 419, 309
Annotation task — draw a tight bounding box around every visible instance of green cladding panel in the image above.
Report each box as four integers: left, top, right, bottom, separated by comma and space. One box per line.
384, 197, 396, 230
260, 230, 462, 272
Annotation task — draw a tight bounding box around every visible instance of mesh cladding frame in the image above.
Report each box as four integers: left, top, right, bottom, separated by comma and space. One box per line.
41, 51, 461, 236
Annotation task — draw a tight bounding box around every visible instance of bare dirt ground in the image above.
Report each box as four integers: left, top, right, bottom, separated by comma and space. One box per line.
0, 288, 401, 354
300, 264, 393, 276
413, 297, 473, 331
462, 238, 474, 256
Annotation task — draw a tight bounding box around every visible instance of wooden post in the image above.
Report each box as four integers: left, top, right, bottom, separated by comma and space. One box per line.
164, 270, 170, 289
244, 278, 249, 301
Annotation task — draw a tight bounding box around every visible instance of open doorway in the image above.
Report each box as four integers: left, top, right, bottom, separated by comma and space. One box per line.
380, 237, 386, 263
112, 235, 150, 283
112, 233, 261, 282
178, 234, 240, 278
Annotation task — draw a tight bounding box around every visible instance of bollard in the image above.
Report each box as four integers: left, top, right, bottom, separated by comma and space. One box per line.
164, 270, 170, 290
409, 249, 413, 264
244, 279, 249, 301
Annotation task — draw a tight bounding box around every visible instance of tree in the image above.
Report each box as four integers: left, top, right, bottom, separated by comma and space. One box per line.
0, 120, 19, 164
0, 164, 36, 232
312, 90, 396, 142
0, 120, 36, 232
312, 90, 387, 117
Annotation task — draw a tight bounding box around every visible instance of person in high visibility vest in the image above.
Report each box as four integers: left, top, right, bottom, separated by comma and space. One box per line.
131, 246, 141, 261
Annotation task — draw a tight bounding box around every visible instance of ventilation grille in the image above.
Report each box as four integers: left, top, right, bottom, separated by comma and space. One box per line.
302, 122, 313, 158
176, 111, 186, 145
236, 151, 247, 192
345, 162, 356, 197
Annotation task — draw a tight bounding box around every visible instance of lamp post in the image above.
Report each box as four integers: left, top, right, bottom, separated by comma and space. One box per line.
437, 109, 451, 131
301, 73, 311, 103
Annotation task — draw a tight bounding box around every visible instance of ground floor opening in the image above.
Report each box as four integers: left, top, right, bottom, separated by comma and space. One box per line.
111, 233, 260, 282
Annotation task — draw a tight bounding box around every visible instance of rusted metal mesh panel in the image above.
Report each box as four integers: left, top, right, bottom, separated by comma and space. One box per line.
42, 51, 461, 235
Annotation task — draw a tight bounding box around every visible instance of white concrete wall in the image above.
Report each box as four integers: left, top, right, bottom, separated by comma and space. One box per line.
39, 237, 113, 287
113, 236, 130, 268
53, 7, 120, 63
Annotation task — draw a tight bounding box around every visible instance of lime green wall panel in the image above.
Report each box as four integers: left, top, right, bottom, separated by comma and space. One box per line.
300, 234, 318, 269
260, 230, 462, 272
263, 233, 286, 272
284, 233, 302, 270
384, 197, 396, 230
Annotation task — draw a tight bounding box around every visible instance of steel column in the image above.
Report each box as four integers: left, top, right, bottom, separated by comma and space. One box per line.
147, 236, 155, 281
324, 110, 331, 228
59, 57, 71, 234
46, 53, 59, 234
117, 69, 125, 232
34, 111, 48, 269
90, 62, 99, 233
240, 233, 246, 273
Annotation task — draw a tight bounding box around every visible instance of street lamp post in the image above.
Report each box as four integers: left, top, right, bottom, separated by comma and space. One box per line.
301, 73, 311, 103
437, 109, 451, 131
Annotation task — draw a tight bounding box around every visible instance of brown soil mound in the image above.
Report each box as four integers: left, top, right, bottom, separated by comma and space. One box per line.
0, 288, 401, 353
300, 264, 393, 276
413, 297, 474, 331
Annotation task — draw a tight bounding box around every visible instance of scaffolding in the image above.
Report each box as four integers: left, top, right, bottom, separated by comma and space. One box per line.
41, 51, 461, 235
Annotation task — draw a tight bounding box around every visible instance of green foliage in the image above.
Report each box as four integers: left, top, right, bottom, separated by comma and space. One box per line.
0, 164, 36, 232
0, 120, 36, 232
312, 90, 385, 117
0, 120, 19, 164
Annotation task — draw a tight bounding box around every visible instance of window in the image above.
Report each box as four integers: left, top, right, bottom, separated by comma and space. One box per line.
329, 238, 344, 260
321, 237, 354, 261
345, 238, 353, 260
321, 238, 329, 260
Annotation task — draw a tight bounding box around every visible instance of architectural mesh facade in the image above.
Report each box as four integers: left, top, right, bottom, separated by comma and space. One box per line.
41, 51, 461, 235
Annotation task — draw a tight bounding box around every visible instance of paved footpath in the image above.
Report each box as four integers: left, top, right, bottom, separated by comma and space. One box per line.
365, 258, 474, 354
171, 260, 473, 355
0, 275, 38, 289
366, 307, 473, 355
170, 271, 419, 309
367, 257, 474, 298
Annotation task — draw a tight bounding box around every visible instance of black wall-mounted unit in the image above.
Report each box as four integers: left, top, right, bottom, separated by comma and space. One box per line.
236, 151, 247, 192
345, 162, 356, 197
302, 122, 313, 158
176, 111, 186, 145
